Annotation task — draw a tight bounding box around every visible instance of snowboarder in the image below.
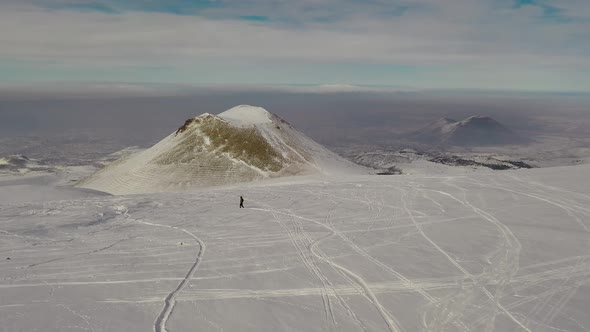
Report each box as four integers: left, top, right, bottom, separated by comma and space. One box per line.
240, 196, 245, 208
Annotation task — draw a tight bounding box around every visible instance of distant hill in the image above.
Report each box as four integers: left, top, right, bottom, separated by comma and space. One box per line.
0, 155, 56, 174
78, 105, 363, 195
406, 115, 527, 146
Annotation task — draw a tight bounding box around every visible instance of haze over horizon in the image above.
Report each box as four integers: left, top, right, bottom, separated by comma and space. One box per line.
2, 0, 590, 92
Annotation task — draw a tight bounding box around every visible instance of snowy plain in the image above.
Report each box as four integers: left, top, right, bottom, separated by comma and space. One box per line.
1, 163, 589, 332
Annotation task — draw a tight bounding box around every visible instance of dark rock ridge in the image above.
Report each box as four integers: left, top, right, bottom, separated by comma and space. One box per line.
429, 155, 533, 170
0, 155, 55, 174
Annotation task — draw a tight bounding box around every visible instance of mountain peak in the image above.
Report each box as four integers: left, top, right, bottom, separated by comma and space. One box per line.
407, 115, 527, 147
439, 117, 458, 123
458, 115, 497, 126
218, 105, 273, 126
175, 113, 221, 136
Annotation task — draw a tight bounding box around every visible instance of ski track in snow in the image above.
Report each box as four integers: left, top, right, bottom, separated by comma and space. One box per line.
250, 187, 449, 332
1, 166, 590, 331
126, 210, 206, 332
408, 180, 527, 332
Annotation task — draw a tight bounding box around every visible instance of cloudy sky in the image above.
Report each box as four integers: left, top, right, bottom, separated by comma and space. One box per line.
1, 0, 590, 92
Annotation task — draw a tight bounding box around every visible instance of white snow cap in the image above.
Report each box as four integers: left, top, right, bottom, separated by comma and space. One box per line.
218, 105, 273, 126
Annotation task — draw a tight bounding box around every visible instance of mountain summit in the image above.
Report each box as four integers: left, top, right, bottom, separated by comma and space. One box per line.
407, 115, 526, 147
78, 105, 361, 195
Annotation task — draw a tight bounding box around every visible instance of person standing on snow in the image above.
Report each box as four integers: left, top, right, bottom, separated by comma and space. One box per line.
240, 196, 244, 208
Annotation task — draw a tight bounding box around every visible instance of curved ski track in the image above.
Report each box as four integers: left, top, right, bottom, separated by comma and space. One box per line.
252, 202, 410, 332
131, 216, 206, 332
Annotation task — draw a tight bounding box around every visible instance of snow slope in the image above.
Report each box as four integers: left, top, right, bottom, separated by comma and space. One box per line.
0, 173, 106, 204
1, 164, 589, 331
78, 105, 364, 195
0, 165, 106, 204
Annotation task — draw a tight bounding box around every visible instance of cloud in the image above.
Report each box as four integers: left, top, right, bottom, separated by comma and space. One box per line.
200, 84, 420, 94
0, 82, 190, 99
0, 1, 589, 91
1, 4, 587, 66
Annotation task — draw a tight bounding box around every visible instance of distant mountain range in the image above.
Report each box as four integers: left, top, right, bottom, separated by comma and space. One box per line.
406, 115, 528, 146
78, 105, 362, 195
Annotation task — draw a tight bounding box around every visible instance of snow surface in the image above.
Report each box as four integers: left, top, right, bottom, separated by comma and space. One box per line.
1, 164, 589, 331
0, 164, 105, 204
218, 105, 274, 126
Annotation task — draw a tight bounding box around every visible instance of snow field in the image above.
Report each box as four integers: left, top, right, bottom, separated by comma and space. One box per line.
1, 164, 589, 331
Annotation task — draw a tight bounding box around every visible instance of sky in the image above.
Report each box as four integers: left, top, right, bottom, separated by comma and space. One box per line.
1, 0, 590, 92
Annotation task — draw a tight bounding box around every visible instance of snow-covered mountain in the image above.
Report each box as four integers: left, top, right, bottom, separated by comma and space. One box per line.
407, 115, 526, 146
78, 105, 363, 195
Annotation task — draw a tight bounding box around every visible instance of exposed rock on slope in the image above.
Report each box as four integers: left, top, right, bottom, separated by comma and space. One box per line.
78, 105, 362, 195
0, 155, 56, 174
407, 116, 527, 147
